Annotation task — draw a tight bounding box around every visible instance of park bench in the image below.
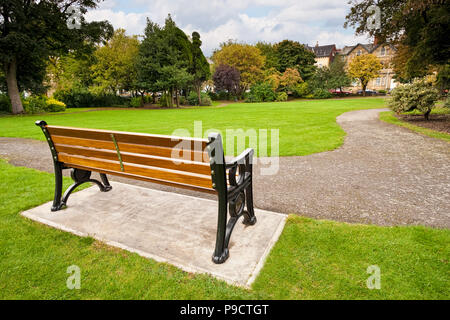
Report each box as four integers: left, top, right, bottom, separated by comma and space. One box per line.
36, 121, 257, 264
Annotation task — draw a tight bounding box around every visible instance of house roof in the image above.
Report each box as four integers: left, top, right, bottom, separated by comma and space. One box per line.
305, 44, 336, 58
341, 43, 397, 56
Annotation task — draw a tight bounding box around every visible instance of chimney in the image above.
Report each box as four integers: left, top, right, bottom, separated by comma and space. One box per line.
315, 41, 319, 48
374, 35, 381, 46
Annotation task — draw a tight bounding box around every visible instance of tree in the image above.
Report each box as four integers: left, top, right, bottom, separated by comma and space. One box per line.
256, 42, 280, 70
137, 15, 199, 106
157, 66, 193, 107
212, 42, 265, 96
212, 64, 240, 98
348, 54, 382, 96
0, 0, 113, 114
190, 32, 210, 105
392, 43, 436, 83
46, 51, 97, 94
136, 19, 166, 99
264, 68, 282, 92
436, 64, 450, 93
327, 55, 352, 90
279, 68, 303, 92
91, 29, 140, 94
309, 67, 330, 90
274, 40, 317, 80
345, 0, 449, 80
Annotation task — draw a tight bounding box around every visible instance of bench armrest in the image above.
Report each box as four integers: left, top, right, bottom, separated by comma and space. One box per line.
226, 148, 254, 168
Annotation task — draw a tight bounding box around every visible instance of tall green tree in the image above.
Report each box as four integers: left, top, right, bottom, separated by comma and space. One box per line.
91, 29, 140, 94
46, 52, 96, 96
327, 55, 352, 90
137, 15, 199, 106
0, 0, 113, 114
190, 32, 210, 105
157, 66, 193, 107
274, 40, 317, 80
136, 19, 166, 97
345, 0, 449, 81
256, 41, 280, 70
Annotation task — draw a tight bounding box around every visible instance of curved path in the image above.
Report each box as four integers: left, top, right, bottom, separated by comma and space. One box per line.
1, 108, 449, 228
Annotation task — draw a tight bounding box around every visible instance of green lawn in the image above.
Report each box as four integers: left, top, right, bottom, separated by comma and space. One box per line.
1, 159, 448, 300
380, 108, 450, 142
0, 98, 386, 156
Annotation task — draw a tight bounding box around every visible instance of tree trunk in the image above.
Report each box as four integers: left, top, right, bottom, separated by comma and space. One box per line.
362, 83, 367, 97
175, 90, 180, 108
197, 85, 201, 106
169, 88, 174, 108
5, 59, 24, 114
424, 110, 431, 121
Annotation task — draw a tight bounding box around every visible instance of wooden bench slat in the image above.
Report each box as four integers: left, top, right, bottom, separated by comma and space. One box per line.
51, 136, 209, 163
47, 126, 208, 150
58, 154, 213, 190
65, 164, 217, 194
55, 144, 212, 175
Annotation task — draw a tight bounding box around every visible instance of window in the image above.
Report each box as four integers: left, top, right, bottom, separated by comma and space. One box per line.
376, 78, 381, 86
357, 50, 362, 56
380, 47, 386, 56
381, 77, 386, 85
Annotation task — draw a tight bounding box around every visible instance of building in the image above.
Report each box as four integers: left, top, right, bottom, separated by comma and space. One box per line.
340, 42, 397, 92
305, 43, 338, 68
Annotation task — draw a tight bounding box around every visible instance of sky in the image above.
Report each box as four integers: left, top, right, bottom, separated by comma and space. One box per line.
85, 0, 371, 56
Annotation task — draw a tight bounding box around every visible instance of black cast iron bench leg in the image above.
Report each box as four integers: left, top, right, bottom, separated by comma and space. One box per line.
52, 166, 113, 212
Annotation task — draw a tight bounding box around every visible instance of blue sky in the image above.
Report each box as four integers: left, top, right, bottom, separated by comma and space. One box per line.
86, 0, 370, 56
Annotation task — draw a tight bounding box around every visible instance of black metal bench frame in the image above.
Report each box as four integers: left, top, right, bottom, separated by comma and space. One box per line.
36, 121, 256, 264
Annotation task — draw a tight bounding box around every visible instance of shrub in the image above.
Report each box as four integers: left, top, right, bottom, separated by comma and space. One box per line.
0, 94, 11, 113
293, 82, 310, 98
130, 97, 143, 108
187, 91, 199, 105
444, 96, 450, 108
179, 96, 187, 106
312, 88, 332, 99
45, 98, 66, 112
208, 91, 219, 101
245, 83, 276, 103
276, 92, 288, 102
389, 79, 440, 119
245, 93, 261, 103
22, 96, 47, 114
378, 89, 387, 95
199, 93, 212, 106
210, 90, 234, 101
54, 88, 129, 108
54, 88, 92, 108
159, 93, 171, 107
187, 92, 212, 106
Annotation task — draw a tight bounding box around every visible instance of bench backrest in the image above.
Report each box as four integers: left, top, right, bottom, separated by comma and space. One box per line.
41, 124, 216, 194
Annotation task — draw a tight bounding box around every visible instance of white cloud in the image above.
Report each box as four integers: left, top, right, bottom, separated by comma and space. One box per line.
85, 9, 149, 36
85, 0, 371, 56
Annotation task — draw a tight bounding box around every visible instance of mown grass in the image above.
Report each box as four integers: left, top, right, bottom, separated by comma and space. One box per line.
0, 98, 386, 156
380, 108, 450, 142
1, 159, 448, 300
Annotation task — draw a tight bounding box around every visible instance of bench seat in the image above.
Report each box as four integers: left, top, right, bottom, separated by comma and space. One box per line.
36, 121, 257, 264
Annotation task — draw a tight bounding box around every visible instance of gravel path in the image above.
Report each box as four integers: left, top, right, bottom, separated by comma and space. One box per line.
1, 108, 449, 228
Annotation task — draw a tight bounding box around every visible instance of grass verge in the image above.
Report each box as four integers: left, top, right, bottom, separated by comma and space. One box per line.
0, 98, 386, 157
0, 159, 448, 299
380, 111, 450, 142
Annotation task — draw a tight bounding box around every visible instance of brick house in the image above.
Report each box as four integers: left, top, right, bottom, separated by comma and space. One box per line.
305, 43, 338, 68
340, 42, 397, 92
